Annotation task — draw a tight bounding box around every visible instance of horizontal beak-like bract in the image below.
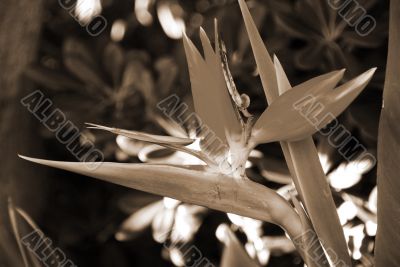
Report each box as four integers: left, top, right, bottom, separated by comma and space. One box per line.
20, 0, 375, 265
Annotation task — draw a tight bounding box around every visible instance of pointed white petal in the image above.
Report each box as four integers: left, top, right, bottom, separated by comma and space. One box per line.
238, 0, 278, 103
86, 123, 194, 145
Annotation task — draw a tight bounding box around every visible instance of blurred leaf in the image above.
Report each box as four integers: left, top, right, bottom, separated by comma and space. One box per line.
8, 200, 47, 267
328, 156, 375, 190
116, 200, 163, 242
116, 135, 148, 157
376, 1, 400, 266
153, 114, 188, 138
155, 57, 178, 98
25, 66, 81, 91
257, 155, 292, 184
121, 61, 154, 107
170, 204, 207, 243
117, 193, 161, 214
152, 203, 176, 243
63, 38, 108, 90
103, 43, 124, 87
219, 224, 260, 267
8, 199, 29, 267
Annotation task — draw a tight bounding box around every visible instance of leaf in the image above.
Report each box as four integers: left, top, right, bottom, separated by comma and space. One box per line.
151, 203, 176, 243
169, 204, 206, 243
86, 123, 195, 145
153, 114, 188, 138
103, 43, 124, 87
328, 157, 375, 190
155, 57, 178, 98
63, 38, 108, 90
19, 156, 304, 243
117, 192, 161, 214
287, 139, 351, 266
252, 68, 375, 144
218, 224, 260, 267
257, 155, 292, 184
116, 200, 163, 241
376, 1, 400, 266
291, 195, 329, 267
8, 200, 45, 267
8, 198, 29, 267
116, 135, 147, 157
24, 66, 82, 91
14, 208, 47, 267
121, 61, 154, 107
183, 31, 242, 145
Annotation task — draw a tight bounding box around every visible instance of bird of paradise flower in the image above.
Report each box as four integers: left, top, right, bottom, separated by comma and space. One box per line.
20, 1, 376, 265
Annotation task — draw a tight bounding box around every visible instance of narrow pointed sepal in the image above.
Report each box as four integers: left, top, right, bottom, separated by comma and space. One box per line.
86, 123, 195, 145
238, 0, 278, 102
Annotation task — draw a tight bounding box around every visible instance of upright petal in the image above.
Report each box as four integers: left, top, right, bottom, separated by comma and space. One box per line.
238, 0, 278, 102
199, 27, 242, 143
182, 33, 241, 147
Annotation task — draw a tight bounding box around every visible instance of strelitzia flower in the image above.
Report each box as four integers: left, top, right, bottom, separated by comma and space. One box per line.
21, 1, 375, 264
